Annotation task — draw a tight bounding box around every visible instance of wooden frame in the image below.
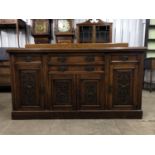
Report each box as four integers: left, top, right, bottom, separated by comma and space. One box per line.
76, 19, 112, 43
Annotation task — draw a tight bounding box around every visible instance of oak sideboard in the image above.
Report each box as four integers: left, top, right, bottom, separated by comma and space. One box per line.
7, 44, 146, 119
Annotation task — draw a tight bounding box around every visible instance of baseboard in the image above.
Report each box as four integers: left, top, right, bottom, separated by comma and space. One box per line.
12, 110, 143, 119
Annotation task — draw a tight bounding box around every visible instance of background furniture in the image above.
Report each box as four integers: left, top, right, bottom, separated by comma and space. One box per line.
8, 44, 145, 119
144, 19, 155, 91
145, 19, 155, 57
0, 19, 28, 87
76, 19, 112, 43
144, 58, 155, 92
0, 19, 28, 47
0, 48, 10, 87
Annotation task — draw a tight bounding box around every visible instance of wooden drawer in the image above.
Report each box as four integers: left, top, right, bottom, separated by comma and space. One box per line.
15, 55, 41, 63
111, 55, 138, 62
0, 75, 10, 85
49, 65, 104, 72
48, 55, 104, 65
0, 61, 10, 67
0, 67, 10, 75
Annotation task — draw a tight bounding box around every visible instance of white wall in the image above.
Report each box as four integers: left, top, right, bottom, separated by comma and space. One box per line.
0, 19, 146, 47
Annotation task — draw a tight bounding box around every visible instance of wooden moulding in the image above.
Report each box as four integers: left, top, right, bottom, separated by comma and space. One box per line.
12, 110, 143, 119
25, 43, 129, 49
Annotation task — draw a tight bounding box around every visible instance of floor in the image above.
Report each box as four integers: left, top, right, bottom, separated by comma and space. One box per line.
0, 90, 155, 135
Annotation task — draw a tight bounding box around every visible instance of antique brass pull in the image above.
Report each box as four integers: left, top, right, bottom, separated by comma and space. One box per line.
57, 56, 67, 63
109, 85, 112, 93
85, 66, 95, 71
58, 66, 68, 72
26, 84, 32, 89
120, 55, 129, 61
85, 56, 95, 62
24, 56, 32, 62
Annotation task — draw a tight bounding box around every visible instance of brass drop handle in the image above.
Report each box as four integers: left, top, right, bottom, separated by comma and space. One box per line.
26, 84, 32, 89
57, 56, 67, 63
85, 66, 95, 71
85, 56, 95, 62
24, 56, 32, 62
120, 55, 129, 61
58, 66, 68, 72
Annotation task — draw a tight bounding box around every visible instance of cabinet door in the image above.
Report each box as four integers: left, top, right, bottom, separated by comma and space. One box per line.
77, 73, 105, 110
14, 63, 44, 110
109, 63, 138, 110
48, 74, 76, 111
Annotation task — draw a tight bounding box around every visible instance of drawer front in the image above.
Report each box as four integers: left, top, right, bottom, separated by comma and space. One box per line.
111, 55, 139, 62
0, 67, 10, 75
0, 75, 10, 84
0, 61, 10, 67
48, 55, 104, 65
15, 55, 41, 63
49, 65, 104, 72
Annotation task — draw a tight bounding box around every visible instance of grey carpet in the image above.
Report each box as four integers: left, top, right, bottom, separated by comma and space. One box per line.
0, 90, 155, 135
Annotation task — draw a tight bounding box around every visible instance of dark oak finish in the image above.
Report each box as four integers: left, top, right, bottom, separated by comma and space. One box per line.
7, 44, 146, 119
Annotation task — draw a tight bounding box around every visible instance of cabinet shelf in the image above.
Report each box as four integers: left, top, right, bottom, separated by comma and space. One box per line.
145, 19, 155, 58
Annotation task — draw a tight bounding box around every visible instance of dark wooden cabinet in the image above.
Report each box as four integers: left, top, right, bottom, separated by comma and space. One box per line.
7, 44, 146, 119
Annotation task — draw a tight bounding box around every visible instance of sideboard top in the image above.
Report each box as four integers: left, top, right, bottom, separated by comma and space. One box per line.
7, 43, 146, 54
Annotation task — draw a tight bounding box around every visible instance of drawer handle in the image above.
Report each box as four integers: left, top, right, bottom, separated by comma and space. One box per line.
23, 56, 32, 62
85, 56, 95, 62
57, 56, 67, 63
26, 84, 32, 89
85, 66, 95, 71
58, 66, 68, 72
120, 56, 129, 61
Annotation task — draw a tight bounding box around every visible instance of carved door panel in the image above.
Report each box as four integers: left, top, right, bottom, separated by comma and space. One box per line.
48, 74, 76, 111
109, 63, 138, 110
14, 64, 44, 110
77, 73, 105, 110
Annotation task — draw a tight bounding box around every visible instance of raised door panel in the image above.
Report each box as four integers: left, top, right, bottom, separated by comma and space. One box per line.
14, 64, 44, 110
109, 64, 138, 110
77, 73, 105, 110
48, 74, 76, 111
